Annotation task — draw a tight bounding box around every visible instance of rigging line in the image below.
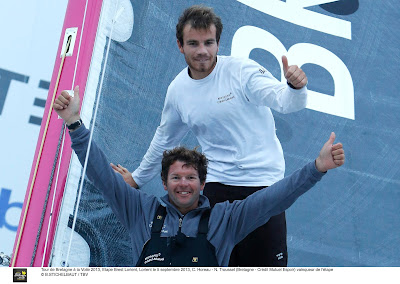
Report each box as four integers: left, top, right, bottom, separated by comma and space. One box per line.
71, 0, 89, 90
39, 0, 90, 267
41, 124, 67, 267
30, 121, 66, 266
11, 36, 72, 267
64, 0, 122, 267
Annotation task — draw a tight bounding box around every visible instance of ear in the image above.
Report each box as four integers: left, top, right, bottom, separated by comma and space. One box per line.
200, 181, 205, 192
163, 180, 168, 191
177, 39, 184, 54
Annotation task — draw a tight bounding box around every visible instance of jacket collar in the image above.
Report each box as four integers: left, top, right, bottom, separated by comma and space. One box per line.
160, 194, 211, 216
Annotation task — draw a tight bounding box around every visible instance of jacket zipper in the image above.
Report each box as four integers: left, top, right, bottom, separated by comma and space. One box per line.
179, 217, 183, 230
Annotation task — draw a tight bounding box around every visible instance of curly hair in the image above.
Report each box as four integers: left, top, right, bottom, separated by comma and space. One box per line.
161, 146, 208, 184
176, 5, 223, 46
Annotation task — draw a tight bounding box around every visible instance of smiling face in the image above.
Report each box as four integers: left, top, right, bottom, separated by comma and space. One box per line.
163, 160, 205, 215
177, 23, 219, 80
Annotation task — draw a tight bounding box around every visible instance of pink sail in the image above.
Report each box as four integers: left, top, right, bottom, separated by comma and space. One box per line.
12, 0, 102, 267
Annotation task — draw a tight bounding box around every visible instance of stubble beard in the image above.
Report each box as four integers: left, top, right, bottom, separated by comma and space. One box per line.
187, 54, 217, 78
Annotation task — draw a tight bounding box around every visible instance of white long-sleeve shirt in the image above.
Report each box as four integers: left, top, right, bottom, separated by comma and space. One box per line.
133, 56, 307, 187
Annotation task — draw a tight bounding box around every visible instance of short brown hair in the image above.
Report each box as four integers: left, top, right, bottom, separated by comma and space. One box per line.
176, 5, 223, 46
161, 146, 208, 184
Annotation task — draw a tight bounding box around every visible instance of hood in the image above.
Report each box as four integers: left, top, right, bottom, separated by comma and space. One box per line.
160, 194, 211, 216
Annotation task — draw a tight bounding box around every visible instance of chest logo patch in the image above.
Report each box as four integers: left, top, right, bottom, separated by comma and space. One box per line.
144, 253, 165, 265
217, 92, 235, 103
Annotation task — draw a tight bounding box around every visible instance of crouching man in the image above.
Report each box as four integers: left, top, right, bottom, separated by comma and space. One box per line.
53, 86, 345, 266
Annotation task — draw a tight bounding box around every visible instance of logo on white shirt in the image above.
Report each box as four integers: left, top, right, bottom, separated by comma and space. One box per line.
217, 92, 235, 103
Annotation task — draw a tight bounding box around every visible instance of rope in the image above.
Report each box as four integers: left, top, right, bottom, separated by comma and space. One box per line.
30, 121, 66, 266
64, 0, 122, 266
38, 0, 90, 267
11, 36, 72, 267
41, 125, 67, 267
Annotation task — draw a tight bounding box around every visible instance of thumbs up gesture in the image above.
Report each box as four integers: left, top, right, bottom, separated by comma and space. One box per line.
315, 132, 345, 173
53, 85, 81, 125
282, 55, 308, 89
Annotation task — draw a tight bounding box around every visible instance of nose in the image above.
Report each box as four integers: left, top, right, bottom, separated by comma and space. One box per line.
196, 43, 207, 55
179, 177, 189, 186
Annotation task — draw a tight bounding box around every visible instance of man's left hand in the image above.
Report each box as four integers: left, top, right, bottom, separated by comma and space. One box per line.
282, 55, 308, 89
315, 132, 345, 173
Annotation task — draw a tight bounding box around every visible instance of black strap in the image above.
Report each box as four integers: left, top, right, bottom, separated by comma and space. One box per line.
151, 205, 167, 233
198, 209, 211, 235
152, 206, 211, 235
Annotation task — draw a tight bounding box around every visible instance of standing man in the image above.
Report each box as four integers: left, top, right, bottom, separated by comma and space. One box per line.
112, 5, 308, 266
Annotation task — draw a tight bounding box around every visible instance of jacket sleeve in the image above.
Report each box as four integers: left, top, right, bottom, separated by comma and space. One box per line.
132, 89, 189, 187
69, 125, 159, 232
240, 58, 308, 114
210, 161, 325, 246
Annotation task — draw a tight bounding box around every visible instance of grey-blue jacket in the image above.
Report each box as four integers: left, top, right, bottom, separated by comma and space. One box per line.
70, 125, 325, 266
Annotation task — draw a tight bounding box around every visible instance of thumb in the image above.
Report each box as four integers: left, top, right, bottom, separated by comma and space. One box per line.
73, 85, 79, 98
327, 132, 336, 145
282, 55, 289, 75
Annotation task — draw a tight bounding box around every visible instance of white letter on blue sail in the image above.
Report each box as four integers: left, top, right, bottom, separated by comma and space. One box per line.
231, 26, 355, 120
236, 0, 351, 39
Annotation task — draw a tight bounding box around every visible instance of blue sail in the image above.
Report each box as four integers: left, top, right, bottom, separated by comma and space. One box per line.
48, 0, 400, 267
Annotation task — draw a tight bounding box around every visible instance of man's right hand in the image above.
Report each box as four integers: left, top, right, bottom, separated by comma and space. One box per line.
110, 163, 139, 188
53, 85, 81, 125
